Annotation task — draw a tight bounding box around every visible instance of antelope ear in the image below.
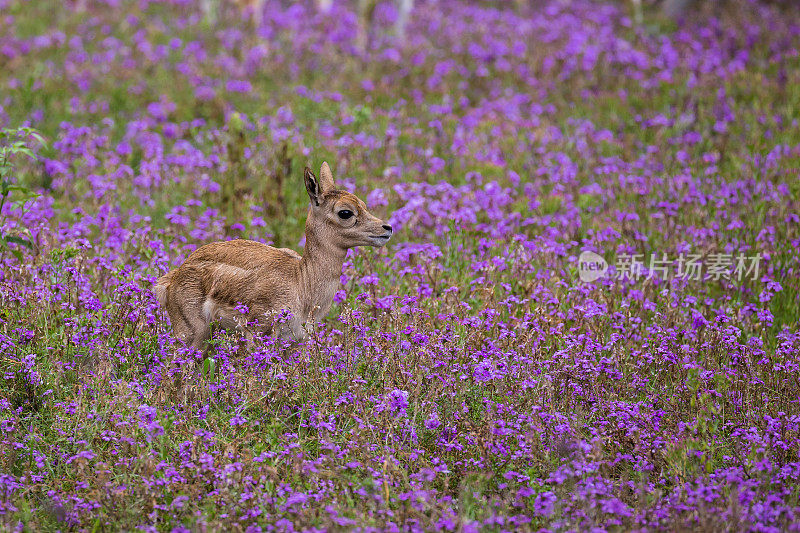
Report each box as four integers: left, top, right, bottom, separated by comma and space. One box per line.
319, 161, 335, 192
304, 167, 321, 207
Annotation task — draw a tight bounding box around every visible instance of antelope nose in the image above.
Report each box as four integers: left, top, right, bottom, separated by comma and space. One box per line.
382, 224, 393, 233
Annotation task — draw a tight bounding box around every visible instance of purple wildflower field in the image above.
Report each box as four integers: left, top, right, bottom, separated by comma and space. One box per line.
1, 0, 800, 530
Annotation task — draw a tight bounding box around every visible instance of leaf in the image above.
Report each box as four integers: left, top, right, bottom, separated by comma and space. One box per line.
202, 357, 217, 379
5, 185, 31, 193
28, 132, 45, 145
12, 147, 35, 160
4, 235, 32, 248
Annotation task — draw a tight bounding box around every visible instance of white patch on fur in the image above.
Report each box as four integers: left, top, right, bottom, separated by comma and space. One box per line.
213, 264, 250, 278
154, 272, 173, 307
202, 298, 216, 323
203, 298, 242, 330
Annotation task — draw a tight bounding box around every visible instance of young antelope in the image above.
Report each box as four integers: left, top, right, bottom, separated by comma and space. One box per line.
154, 162, 393, 349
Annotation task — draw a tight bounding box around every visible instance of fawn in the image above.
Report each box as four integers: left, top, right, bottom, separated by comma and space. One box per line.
154, 162, 393, 350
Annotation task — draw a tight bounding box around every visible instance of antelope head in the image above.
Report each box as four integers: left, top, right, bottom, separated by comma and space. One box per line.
303, 162, 393, 250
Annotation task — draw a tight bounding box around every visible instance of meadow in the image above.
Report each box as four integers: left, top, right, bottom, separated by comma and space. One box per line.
1, 0, 799, 530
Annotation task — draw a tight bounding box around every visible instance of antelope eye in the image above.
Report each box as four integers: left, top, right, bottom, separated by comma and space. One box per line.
337, 210, 354, 220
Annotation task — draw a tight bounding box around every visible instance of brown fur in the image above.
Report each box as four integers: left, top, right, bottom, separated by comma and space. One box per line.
155, 162, 392, 351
